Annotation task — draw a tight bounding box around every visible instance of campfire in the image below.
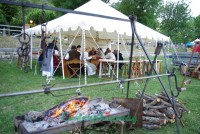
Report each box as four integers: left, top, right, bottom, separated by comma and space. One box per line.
15, 96, 130, 134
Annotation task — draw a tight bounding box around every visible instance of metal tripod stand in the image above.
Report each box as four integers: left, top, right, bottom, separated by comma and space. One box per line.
127, 14, 182, 134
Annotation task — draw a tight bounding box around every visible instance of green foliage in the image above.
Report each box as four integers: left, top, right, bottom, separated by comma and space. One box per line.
159, 0, 192, 44
26, 9, 57, 25
50, 0, 89, 12
0, 4, 19, 23
0, 9, 8, 24
113, 0, 162, 30
194, 15, 200, 38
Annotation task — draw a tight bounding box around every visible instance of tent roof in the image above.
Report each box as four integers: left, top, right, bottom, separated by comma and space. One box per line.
26, 0, 170, 41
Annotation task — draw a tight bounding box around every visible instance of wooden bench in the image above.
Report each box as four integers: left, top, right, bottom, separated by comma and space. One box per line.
172, 52, 200, 67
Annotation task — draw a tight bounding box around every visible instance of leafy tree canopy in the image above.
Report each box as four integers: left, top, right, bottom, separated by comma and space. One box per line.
159, 0, 192, 43
113, 0, 162, 30
194, 15, 200, 39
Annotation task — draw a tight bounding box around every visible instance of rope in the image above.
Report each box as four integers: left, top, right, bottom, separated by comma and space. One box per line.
120, 34, 129, 58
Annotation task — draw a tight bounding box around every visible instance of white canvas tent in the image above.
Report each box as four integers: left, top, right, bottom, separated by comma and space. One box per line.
26, 0, 170, 81
27, 0, 169, 40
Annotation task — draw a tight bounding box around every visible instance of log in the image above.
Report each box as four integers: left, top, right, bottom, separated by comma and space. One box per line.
142, 123, 161, 130
175, 102, 190, 113
156, 93, 190, 113
160, 107, 175, 119
143, 110, 166, 118
158, 92, 179, 102
159, 97, 190, 114
160, 99, 172, 107
142, 116, 166, 125
165, 117, 176, 123
144, 98, 160, 108
143, 119, 166, 126
160, 91, 167, 97
146, 105, 167, 110
155, 93, 170, 101
136, 91, 155, 101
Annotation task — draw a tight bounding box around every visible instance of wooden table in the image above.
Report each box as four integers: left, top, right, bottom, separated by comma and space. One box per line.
98, 59, 162, 79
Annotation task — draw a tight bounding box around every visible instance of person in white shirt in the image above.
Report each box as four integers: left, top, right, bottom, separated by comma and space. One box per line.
105, 49, 116, 60
80, 47, 96, 76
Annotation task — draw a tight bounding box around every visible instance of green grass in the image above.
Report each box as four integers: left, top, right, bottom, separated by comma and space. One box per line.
0, 58, 200, 134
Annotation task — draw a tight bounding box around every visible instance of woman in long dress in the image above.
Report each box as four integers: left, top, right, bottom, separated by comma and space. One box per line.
80, 47, 96, 76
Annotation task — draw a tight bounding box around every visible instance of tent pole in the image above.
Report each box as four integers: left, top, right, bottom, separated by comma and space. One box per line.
83, 29, 87, 85
117, 32, 119, 80
30, 33, 32, 69
59, 29, 65, 79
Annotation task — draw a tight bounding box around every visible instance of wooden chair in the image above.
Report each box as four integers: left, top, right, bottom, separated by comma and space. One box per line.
66, 58, 84, 78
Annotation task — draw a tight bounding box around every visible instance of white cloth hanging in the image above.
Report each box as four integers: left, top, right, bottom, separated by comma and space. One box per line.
80, 51, 96, 76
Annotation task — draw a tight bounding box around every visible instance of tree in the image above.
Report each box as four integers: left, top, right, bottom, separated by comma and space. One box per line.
113, 0, 162, 30
194, 15, 200, 38
0, 9, 8, 24
49, 0, 110, 15
159, 0, 192, 44
0, 4, 19, 25
26, 9, 57, 26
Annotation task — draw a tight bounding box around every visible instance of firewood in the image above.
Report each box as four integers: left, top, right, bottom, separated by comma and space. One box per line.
175, 102, 190, 113
136, 91, 155, 101
142, 117, 167, 126
143, 110, 166, 118
142, 116, 163, 125
155, 93, 170, 101
146, 105, 167, 110
177, 107, 184, 117
165, 116, 176, 123
160, 107, 175, 119
142, 123, 161, 130
144, 98, 160, 108
153, 109, 164, 115
160, 99, 173, 107
160, 91, 167, 96
156, 94, 190, 113
159, 92, 179, 102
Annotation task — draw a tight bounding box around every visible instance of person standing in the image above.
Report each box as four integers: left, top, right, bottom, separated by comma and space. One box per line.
42, 39, 58, 77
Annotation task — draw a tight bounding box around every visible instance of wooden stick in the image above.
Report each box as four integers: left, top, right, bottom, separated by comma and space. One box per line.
160, 107, 175, 119
143, 116, 167, 125
143, 110, 166, 118
142, 123, 161, 130
146, 105, 167, 110
144, 98, 160, 108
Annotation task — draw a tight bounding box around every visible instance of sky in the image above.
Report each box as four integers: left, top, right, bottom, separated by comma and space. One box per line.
109, 0, 200, 17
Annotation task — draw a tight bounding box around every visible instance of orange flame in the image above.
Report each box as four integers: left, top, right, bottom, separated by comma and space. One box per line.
51, 107, 63, 118
51, 98, 89, 118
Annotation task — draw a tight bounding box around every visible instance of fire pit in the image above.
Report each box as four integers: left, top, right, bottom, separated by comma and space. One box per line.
14, 96, 130, 134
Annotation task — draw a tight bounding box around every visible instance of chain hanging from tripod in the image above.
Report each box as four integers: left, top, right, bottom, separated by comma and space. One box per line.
39, 4, 48, 76
17, 6, 31, 73
40, 4, 48, 51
